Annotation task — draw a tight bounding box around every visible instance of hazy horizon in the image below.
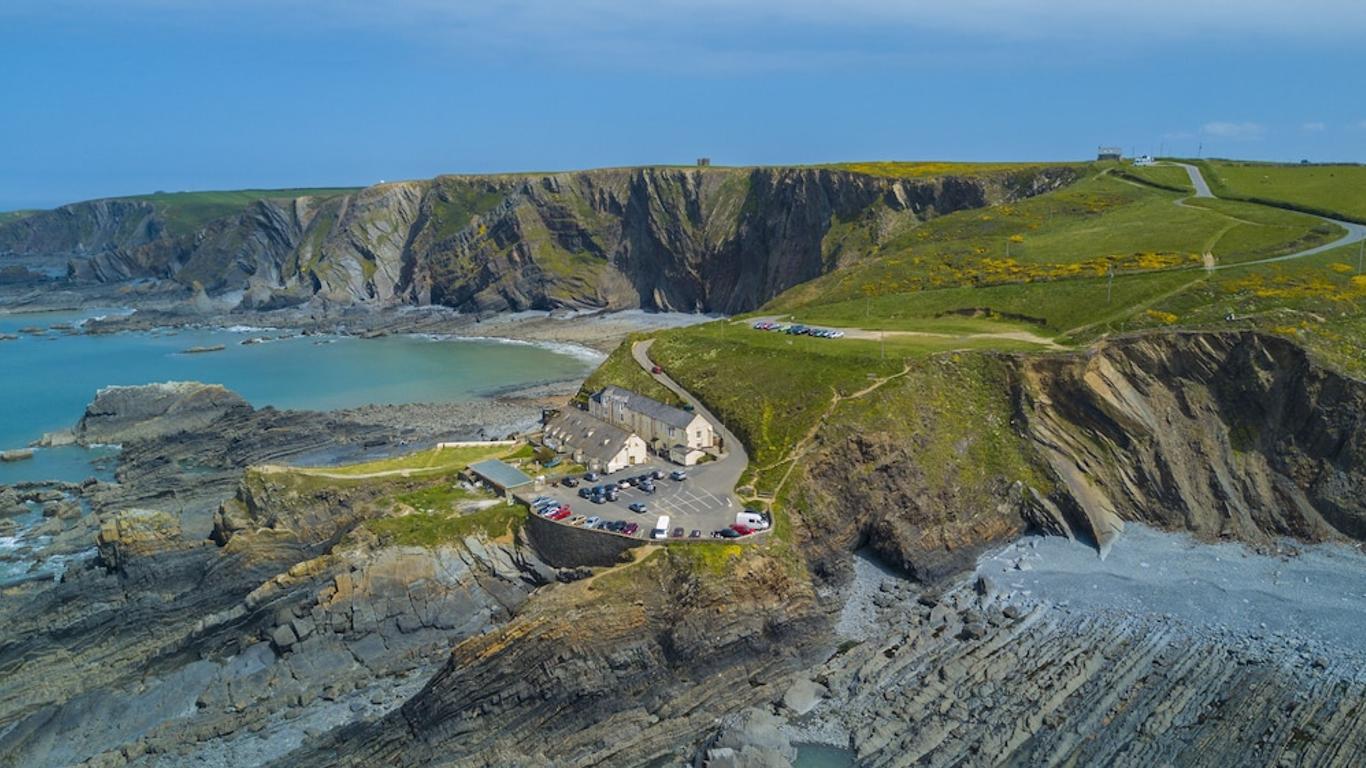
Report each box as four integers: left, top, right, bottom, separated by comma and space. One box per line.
4, 1, 1364, 210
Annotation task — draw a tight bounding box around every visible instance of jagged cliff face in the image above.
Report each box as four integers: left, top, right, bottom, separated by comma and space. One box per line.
0, 166, 1079, 313
1017, 331, 1366, 552
772, 332, 1366, 586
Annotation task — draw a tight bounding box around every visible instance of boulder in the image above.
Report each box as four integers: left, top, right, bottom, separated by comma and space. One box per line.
781, 678, 829, 716
96, 508, 182, 573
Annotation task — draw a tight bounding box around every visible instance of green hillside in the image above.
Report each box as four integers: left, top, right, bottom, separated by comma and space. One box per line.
769, 172, 1339, 320
1199, 161, 1366, 223
123, 187, 360, 237
577, 159, 1366, 498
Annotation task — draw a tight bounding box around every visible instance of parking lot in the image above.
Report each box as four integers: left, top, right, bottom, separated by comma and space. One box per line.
525, 457, 743, 539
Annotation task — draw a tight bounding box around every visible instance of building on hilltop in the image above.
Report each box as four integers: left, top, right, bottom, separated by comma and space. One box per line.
542, 410, 647, 474
697, 157, 711, 167
1097, 146, 1123, 161
588, 385, 716, 457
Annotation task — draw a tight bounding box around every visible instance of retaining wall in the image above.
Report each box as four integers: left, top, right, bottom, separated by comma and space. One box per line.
524, 512, 644, 569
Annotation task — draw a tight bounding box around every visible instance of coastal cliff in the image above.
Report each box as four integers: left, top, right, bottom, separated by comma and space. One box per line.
0, 166, 1079, 313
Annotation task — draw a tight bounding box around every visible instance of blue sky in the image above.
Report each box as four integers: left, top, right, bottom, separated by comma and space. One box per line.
1, 0, 1363, 210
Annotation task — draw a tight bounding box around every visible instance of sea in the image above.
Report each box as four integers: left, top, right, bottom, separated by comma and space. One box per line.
0, 307, 600, 487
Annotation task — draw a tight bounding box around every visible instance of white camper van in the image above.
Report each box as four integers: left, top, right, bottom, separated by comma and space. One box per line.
652, 515, 671, 540
736, 510, 770, 530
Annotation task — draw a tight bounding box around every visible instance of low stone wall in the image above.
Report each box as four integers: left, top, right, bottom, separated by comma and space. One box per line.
524, 513, 644, 569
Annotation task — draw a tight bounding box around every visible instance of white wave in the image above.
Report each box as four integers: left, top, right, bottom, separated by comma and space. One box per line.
442, 333, 606, 364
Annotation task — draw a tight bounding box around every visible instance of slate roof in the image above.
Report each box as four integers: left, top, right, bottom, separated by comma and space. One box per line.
543, 410, 637, 464
468, 459, 533, 490
593, 385, 696, 429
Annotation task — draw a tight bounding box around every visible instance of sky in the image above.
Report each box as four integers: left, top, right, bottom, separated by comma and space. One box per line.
1, 0, 1363, 210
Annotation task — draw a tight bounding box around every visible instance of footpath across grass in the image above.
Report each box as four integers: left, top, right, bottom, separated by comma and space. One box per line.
292, 443, 515, 478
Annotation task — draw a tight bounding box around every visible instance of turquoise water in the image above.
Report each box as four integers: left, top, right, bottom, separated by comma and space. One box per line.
0, 309, 597, 485
793, 743, 856, 767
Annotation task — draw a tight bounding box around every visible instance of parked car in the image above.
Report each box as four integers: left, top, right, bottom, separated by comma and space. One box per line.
623, 522, 639, 535
672, 527, 684, 538
584, 472, 600, 482
618, 476, 636, 487
577, 487, 592, 499
605, 491, 619, 502
584, 516, 601, 528
591, 494, 606, 505
532, 496, 555, 506
730, 523, 755, 535
567, 515, 586, 526
690, 529, 702, 538
550, 508, 573, 521
669, 470, 687, 481
716, 528, 742, 539
650, 469, 665, 480
628, 502, 647, 514
639, 482, 656, 494
561, 477, 579, 488
651, 365, 663, 374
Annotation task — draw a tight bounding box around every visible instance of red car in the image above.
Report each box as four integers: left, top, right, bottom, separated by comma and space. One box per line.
551, 507, 573, 521
730, 523, 755, 535
622, 522, 640, 535
651, 365, 663, 374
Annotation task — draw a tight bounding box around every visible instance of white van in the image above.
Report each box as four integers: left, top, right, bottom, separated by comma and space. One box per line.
736, 511, 770, 530
651, 515, 671, 540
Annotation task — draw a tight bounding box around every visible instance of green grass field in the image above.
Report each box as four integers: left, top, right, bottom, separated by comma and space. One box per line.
1199, 161, 1366, 223
823, 161, 1089, 180
292, 443, 516, 477
122, 187, 359, 237
1118, 164, 1194, 192
365, 500, 527, 547
0, 210, 36, 225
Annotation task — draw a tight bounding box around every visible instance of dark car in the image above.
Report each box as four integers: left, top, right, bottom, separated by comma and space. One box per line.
618, 476, 636, 487
672, 527, 684, 538
639, 482, 656, 494
562, 477, 579, 488
578, 487, 592, 499
718, 528, 743, 539
650, 469, 665, 480
623, 522, 640, 536
689, 529, 702, 538
584, 472, 600, 482
605, 491, 619, 502
669, 470, 688, 481
591, 494, 606, 505
628, 502, 647, 514
651, 365, 663, 374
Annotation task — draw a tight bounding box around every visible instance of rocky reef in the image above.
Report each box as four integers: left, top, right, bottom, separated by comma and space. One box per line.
0, 166, 1079, 314
2, 331, 1365, 767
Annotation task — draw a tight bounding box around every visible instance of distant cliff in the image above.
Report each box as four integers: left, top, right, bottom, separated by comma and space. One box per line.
0, 165, 1080, 313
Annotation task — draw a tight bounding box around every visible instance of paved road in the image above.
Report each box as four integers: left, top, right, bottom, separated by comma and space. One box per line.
632, 338, 749, 499
1171, 162, 1214, 198
1172, 162, 1366, 270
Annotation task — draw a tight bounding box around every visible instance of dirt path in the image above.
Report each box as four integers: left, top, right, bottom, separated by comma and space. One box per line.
754, 361, 915, 503
744, 315, 1063, 350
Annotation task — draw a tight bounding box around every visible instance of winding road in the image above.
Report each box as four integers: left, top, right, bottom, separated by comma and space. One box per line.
631, 338, 750, 500
1170, 162, 1366, 270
